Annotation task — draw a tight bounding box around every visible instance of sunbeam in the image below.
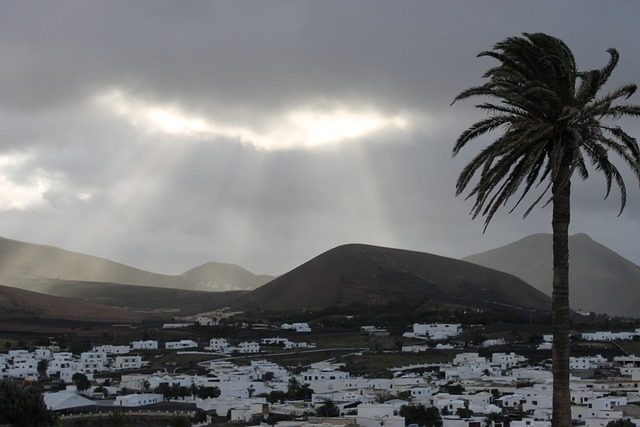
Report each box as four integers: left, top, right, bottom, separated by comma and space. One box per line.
95, 89, 411, 151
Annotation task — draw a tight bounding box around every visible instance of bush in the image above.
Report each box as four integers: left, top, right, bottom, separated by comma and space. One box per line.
0, 379, 56, 427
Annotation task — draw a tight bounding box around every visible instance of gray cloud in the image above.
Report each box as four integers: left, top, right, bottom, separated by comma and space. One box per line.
0, 1, 639, 275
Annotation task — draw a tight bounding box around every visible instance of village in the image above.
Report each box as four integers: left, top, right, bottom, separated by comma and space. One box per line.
3, 318, 640, 427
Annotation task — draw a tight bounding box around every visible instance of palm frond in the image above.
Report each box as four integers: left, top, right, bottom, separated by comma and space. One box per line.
452, 32, 640, 229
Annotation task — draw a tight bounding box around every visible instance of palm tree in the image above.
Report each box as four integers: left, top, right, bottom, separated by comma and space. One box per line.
107, 409, 129, 427
170, 413, 192, 427
452, 32, 640, 427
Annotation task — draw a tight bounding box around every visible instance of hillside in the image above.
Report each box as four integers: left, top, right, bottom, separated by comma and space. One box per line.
463, 233, 640, 317
0, 236, 273, 294
240, 243, 552, 313
0, 284, 156, 322
37, 281, 247, 315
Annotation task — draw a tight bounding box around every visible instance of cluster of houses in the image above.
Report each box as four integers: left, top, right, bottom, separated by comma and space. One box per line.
581, 329, 640, 341
0, 333, 321, 381
6, 322, 640, 427
29, 347, 640, 427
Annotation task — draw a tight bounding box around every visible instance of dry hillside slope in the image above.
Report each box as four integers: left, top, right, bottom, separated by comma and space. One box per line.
241, 243, 551, 312
0, 284, 155, 322
463, 233, 640, 317
0, 236, 272, 294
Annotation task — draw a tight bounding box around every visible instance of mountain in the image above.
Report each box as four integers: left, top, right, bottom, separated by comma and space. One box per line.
0, 236, 273, 294
0, 284, 155, 322
180, 262, 274, 291
463, 233, 640, 317
240, 243, 552, 313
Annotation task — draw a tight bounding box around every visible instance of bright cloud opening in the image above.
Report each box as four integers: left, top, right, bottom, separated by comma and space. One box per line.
0, 154, 51, 211
96, 89, 410, 150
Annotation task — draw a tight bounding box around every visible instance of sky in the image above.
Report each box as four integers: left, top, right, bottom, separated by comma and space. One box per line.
1, 1, 640, 276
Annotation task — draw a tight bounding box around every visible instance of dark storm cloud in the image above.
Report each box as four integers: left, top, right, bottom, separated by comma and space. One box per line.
0, 1, 639, 274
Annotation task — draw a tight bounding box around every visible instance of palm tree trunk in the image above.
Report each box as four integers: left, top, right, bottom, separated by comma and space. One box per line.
551, 163, 572, 427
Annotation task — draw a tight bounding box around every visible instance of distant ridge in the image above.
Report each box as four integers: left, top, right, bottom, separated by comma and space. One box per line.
464, 233, 640, 317
0, 236, 273, 294
181, 262, 274, 291
240, 243, 551, 312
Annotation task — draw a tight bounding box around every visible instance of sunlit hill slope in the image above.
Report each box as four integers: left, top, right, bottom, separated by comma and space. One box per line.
0, 236, 273, 294
464, 233, 640, 317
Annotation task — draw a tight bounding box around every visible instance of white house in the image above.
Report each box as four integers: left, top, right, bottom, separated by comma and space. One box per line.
93, 345, 130, 355
197, 316, 220, 326
113, 355, 143, 371
357, 403, 405, 427
281, 323, 311, 332
492, 352, 526, 370
131, 340, 158, 350
7, 354, 37, 379
165, 340, 198, 350
236, 341, 260, 353
34, 348, 53, 360
205, 338, 230, 353
162, 323, 192, 329
47, 353, 75, 377
115, 393, 163, 407
44, 391, 96, 412
261, 337, 289, 346
284, 340, 314, 349
78, 352, 108, 373
411, 323, 462, 339
570, 355, 606, 370
301, 368, 350, 382
120, 373, 152, 390
582, 331, 636, 341
482, 338, 506, 347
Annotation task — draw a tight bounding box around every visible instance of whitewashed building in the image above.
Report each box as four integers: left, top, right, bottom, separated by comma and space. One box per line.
113, 355, 143, 371
197, 316, 220, 326
235, 341, 260, 353
165, 340, 198, 350
78, 352, 108, 373
131, 340, 158, 350
411, 323, 462, 339
206, 338, 230, 353
281, 323, 311, 332
115, 393, 163, 407
93, 345, 130, 355
357, 403, 405, 427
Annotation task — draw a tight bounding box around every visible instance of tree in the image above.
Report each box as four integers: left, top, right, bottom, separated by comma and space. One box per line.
484, 411, 505, 427
37, 359, 49, 378
156, 382, 171, 401
262, 371, 275, 382
400, 404, 442, 427
195, 385, 221, 399
287, 376, 301, 399
316, 400, 340, 417
266, 389, 288, 404
606, 419, 636, 427
456, 400, 472, 419
286, 377, 313, 401
71, 372, 91, 393
0, 379, 56, 426
452, 33, 640, 427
